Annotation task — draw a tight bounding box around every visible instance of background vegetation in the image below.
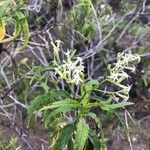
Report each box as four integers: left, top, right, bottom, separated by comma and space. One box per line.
0, 0, 149, 149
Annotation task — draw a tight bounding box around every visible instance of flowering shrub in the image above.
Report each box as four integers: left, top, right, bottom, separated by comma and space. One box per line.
28, 41, 141, 150
0, 0, 149, 149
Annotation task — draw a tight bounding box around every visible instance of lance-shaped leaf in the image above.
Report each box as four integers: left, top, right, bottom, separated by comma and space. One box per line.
38, 99, 80, 113
81, 80, 99, 105
28, 89, 71, 125
16, 11, 29, 51
88, 129, 101, 150
100, 102, 134, 111
74, 119, 89, 150
44, 106, 74, 128
0, 0, 13, 17
53, 123, 74, 150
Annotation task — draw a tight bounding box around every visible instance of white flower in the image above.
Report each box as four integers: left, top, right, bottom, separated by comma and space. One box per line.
116, 51, 141, 69
54, 50, 84, 85
51, 40, 62, 54
107, 51, 140, 102
100, 4, 105, 9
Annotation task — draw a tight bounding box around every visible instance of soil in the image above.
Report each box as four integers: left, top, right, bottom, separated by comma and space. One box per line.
108, 99, 150, 150
0, 117, 49, 150
108, 118, 150, 150
0, 99, 149, 150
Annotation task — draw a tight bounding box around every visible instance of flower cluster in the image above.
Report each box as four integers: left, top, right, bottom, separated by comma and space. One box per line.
99, 4, 110, 22
51, 41, 84, 85
107, 51, 141, 101
115, 51, 141, 72
55, 52, 84, 85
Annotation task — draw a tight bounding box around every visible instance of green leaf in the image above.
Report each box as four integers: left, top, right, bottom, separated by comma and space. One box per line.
68, 138, 74, 150
51, 117, 66, 129
100, 102, 134, 111
86, 98, 112, 108
44, 106, 74, 128
16, 11, 29, 51
91, 96, 106, 101
53, 123, 74, 150
49, 89, 71, 100
38, 99, 80, 113
28, 89, 71, 126
85, 112, 101, 126
74, 119, 89, 150
41, 81, 49, 94
89, 129, 101, 150
28, 93, 52, 126
86, 113, 107, 149
81, 80, 99, 104
16, 11, 26, 21
0, 0, 13, 17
